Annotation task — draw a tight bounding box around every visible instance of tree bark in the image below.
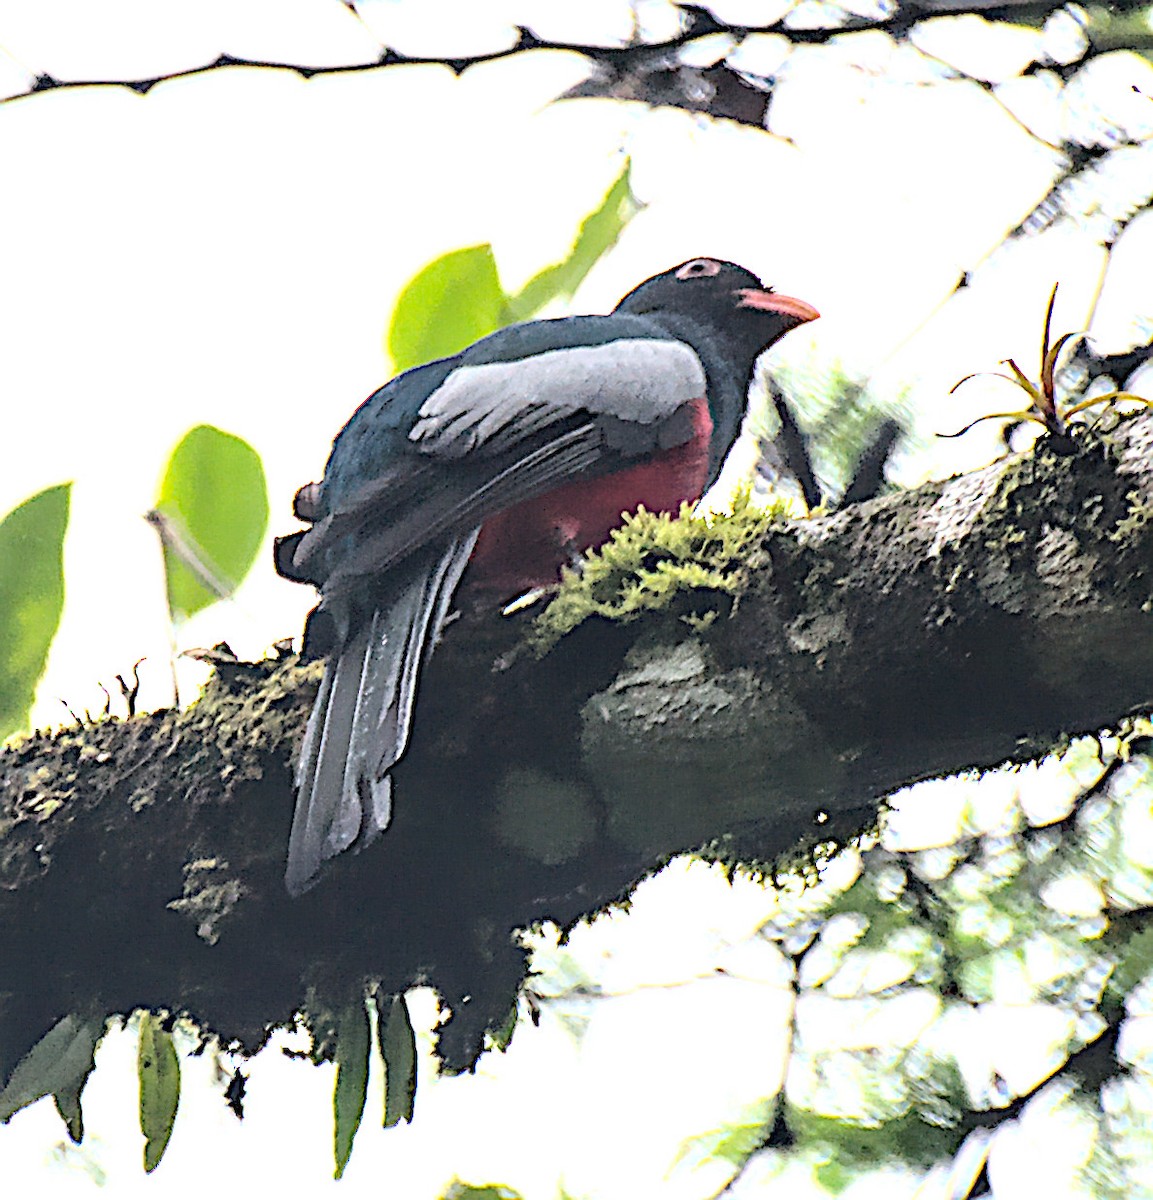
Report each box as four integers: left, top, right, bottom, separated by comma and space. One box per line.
1, 414, 1151, 1074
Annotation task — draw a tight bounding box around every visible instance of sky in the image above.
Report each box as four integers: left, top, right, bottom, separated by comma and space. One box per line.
0, 1, 1151, 1196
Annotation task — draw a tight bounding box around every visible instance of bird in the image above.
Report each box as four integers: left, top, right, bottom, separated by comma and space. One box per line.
275, 257, 819, 895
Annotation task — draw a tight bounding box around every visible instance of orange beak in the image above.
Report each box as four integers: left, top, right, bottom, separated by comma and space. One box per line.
736, 289, 820, 325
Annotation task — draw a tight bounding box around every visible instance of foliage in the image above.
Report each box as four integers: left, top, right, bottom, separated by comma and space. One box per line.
151, 424, 269, 623
502, 166, 636, 324
387, 162, 634, 373
672, 1099, 778, 1170
0, 430, 266, 740
137, 1012, 180, 1173
388, 244, 507, 375
0, 484, 70, 741
0, 1013, 99, 1134
430, 737, 1152, 1199
333, 999, 371, 1179
690, 736, 1153, 1194
380, 992, 417, 1129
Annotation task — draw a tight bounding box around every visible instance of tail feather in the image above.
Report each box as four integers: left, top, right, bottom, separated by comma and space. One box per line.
285, 532, 478, 896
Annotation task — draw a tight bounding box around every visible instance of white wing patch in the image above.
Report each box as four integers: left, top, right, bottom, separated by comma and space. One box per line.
408, 338, 707, 459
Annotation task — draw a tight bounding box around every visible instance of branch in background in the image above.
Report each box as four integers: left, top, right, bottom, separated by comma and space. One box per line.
4, 0, 1148, 118
7, 0, 1148, 386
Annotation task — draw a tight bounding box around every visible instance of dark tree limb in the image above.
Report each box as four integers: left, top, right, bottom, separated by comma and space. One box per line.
5, 0, 1148, 112
1, 413, 1151, 1077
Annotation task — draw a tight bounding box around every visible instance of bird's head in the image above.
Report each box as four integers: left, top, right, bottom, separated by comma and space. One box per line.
615, 257, 819, 358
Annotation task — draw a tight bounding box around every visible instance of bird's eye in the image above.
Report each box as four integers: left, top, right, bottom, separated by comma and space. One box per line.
675, 259, 722, 280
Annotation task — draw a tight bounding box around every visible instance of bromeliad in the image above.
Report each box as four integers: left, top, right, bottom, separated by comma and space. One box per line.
945, 283, 1151, 440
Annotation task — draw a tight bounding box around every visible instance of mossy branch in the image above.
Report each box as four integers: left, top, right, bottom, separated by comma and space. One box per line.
1, 413, 1151, 1082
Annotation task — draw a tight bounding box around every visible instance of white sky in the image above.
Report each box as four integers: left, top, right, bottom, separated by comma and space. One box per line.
1, 2, 1151, 1196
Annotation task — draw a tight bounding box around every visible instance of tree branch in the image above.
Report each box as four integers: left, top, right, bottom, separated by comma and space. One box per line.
1, 413, 1151, 1075
5, 0, 1146, 111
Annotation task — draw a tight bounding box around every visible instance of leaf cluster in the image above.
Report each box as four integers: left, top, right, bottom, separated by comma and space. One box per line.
0, 424, 268, 743
386, 164, 634, 374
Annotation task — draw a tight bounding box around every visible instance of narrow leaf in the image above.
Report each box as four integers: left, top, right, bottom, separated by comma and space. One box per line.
938, 411, 1045, 439
1043, 330, 1080, 393
949, 369, 1039, 400
504, 161, 637, 322
53, 1082, 87, 1144
1063, 391, 1153, 418
0, 483, 70, 740
138, 1012, 180, 1173
387, 245, 505, 374
1040, 281, 1059, 386
53, 1019, 101, 1144
153, 425, 269, 621
1001, 358, 1043, 405
380, 993, 417, 1128
333, 999, 371, 1178
949, 370, 1000, 394
0, 1014, 99, 1127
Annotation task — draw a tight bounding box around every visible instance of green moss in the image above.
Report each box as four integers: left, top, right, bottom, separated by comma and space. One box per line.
529, 493, 786, 654
1109, 489, 1153, 543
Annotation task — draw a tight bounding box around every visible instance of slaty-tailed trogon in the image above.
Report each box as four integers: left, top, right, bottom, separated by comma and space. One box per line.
276, 257, 819, 895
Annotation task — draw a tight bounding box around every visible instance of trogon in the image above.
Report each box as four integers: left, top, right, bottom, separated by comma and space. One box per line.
275, 257, 819, 895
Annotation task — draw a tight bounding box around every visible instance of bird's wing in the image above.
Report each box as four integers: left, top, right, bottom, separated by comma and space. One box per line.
283, 314, 708, 594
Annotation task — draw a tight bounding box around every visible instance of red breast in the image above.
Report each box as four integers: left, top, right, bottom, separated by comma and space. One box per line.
465, 397, 714, 596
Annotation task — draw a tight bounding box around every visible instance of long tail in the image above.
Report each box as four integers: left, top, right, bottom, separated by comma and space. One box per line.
285, 532, 478, 896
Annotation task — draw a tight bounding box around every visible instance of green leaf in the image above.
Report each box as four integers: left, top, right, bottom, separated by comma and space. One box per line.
674, 1101, 775, 1171
814, 1158, 855, 1194
333, 999, 370, 1179
387, 245, 506, 374
0, 1014, 100, 1129
789, 1104, 958, 1171
505, 161, 636, 322
137, 1012, 180, 1173
53, 1018, 101, 1144
0, 483, 70, 740
380, 992, 417, 1128
1105, 922, 1153, 1008
152, 425, 269, 621
53, 1080, 88, 1144
385, 164, 635, 376
442, 1184, 524, 1200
